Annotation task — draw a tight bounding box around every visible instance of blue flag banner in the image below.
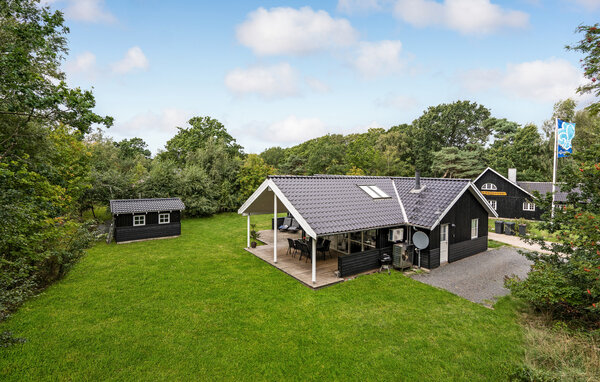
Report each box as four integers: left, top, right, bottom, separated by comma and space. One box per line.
557, 119, 575, 158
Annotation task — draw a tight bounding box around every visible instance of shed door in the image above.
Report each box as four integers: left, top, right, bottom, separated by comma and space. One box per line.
440, 224, 449, 264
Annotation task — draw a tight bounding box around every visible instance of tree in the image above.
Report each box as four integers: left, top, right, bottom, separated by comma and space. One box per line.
114, 137, 151, 159
376, 124, 415, 176
260, 146, 286, 169
345, 129, 386, 175
161, 116, 243, 163
237, 154, 274, 200
0, 0, 112, 160
566, 24, 600, 115
506, 142, 600, 325
410, 101, 491, 174
431, 146, 484, 179
486, 123, 547, 181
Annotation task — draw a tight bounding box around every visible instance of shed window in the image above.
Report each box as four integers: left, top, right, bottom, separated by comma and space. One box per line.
481, 183, 497, 190
471, 219, 479, 239
523, 202, 536, 211
359, 185, 391, 199
489, 200, 497, 210
159, 213, 170, 224
133, 215, 146, 226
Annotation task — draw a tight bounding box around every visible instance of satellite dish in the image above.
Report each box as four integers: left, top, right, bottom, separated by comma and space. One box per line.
413, 231, 429, 250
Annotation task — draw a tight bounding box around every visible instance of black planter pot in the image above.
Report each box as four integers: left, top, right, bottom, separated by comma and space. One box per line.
250, 242, 257, 248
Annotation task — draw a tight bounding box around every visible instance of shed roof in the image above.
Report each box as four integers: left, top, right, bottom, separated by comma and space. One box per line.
109, 198, 185, 214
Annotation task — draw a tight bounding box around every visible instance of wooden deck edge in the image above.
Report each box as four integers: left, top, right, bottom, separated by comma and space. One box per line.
243, 248, 344, 290
116, 235, 180, 244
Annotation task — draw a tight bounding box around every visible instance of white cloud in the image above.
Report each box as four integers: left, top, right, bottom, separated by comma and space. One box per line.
265, 116, 327, 143
461, 58, 583, 102
65, 51, 98, 79
225, 63, 300, 98
337, 0, 383, 13
568, 0, 600, 10
113, 108, 192, 154
375, 93, 420, 110
353, 40, 404, 77
111, 47, 149, 74
236, 7, 358, 56
51, 0, 116, 23
393, 0, 529, 35
305, 77, 330, 93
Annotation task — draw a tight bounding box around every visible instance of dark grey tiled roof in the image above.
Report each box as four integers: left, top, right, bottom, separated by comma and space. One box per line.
518, 182, 581, 203
394, 177, 471, 228
270, 176, 405, 236
109, 198, 185, 214
269, 175, 476, 235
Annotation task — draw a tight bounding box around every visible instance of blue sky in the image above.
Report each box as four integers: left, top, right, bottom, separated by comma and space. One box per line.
47, 0, 600, 154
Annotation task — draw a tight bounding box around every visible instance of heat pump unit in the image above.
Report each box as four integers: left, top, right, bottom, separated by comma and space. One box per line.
392, 243, 413, 269
388, 228, 404, 242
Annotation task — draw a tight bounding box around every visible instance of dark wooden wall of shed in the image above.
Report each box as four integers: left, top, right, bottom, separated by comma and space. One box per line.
414, 191, 489, 269
474, 170, 543, 220
114, 211, 181, 243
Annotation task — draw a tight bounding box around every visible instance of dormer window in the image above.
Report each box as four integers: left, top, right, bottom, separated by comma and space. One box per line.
481, 183, 497, 191
359, 185, 391, 199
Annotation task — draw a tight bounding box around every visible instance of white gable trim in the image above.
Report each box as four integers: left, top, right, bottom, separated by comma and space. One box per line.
474, 167, 535, 199
392, 179, 408, 223
430, 182, 498, 230
238, 178, 317, 239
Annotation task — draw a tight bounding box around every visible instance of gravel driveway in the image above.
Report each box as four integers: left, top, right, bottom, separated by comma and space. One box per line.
411, 247, 532, 305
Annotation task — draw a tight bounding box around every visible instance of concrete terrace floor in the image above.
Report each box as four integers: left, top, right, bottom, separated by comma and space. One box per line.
246, 230, 343, 289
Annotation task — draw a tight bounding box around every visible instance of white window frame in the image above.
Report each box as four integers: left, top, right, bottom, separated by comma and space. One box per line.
133, 214, 146, 226
471, 218, 479, 239
158, 213, 170, 224
359, 185, 391, 199
481, 183, 497, 191
523, 202, 536, 211
489, 200, 497, 210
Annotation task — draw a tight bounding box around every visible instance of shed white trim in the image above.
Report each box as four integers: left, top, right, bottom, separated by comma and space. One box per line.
392, 179, 409, 223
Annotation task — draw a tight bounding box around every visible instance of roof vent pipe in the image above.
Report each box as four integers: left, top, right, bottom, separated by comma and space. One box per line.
415, 170, 421, 190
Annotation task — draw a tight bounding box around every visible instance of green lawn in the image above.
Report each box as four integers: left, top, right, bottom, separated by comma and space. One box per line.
1, 213, 524, 380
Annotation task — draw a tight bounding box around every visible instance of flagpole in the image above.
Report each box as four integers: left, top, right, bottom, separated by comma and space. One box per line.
551, 117, 558, 219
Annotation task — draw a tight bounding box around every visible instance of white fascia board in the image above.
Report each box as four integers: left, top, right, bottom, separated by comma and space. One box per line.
470, 184, 499, 218
237, 178, 270, 215
392, 179, 408, 223
267, 180, 317, 239
477, 167, 536, 199
430, 182, 472, 231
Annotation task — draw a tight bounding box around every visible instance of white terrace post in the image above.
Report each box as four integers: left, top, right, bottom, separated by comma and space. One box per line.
312, 237, 317, 284
273, 192, 278, 263
247, 215, 250, 248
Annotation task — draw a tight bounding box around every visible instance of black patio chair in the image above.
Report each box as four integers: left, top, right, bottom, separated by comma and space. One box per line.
287, 218, 300, 233
317, 239, 331, 260
278, 217, 292, 231
299, 242, 312, 263
286, 238, 296, 257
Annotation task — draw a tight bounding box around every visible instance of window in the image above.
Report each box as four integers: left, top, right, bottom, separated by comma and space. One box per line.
440, 225, 447, 242
481, 183, 497, 190
359, 185, 391, 199
159, 213, 170, 224
349, 229, 379, 253
133, 214, 146, 226
471, 219, 479, 239
523, 202, 536, 211
489, 200, 497, 210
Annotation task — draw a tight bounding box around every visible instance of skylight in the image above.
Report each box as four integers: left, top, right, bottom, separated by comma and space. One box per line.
359, 185, 391, 199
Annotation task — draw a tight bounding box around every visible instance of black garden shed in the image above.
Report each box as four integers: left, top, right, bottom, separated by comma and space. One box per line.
109, 198, 185, 243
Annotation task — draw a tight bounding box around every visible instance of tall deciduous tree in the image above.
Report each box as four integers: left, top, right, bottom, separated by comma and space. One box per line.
410, 101, 491, 174
566, 24, 600, 115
